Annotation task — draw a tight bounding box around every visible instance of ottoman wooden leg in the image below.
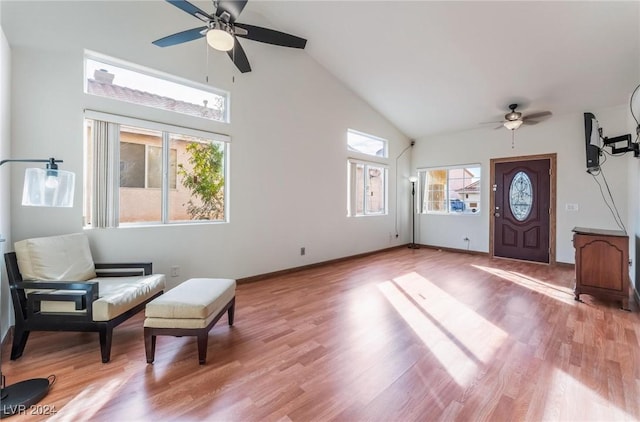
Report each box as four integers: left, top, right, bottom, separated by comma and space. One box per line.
145, 328, 156, 364
197, 331, 208, 365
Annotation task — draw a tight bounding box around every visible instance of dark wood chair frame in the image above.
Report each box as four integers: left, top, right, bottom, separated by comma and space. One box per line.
4, 252, 163, 363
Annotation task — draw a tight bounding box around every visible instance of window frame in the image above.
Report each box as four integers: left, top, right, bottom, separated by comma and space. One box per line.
84, 50, 230, 123
347, 158, 389, 217
417, 164, 481, 216
84, 110, 230, 228
347, 129, 389, 158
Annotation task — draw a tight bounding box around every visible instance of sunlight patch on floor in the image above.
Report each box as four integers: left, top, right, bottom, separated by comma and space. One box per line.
541, 368, 635, 421
378, 272, 507, 387
48, 373, 132, 421
472, 265, 575, 305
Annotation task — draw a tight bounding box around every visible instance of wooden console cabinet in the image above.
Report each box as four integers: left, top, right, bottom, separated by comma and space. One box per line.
572, 227, 630, 310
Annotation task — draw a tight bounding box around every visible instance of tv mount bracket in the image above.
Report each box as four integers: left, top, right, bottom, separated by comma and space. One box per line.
602, 134, 640, 157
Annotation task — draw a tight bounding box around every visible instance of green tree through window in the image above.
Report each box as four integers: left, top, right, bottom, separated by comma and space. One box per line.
177, 142, 225, 220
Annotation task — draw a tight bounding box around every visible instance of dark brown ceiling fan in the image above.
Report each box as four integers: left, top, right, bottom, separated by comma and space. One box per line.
493, 104, 553, 131
152, 0, 307, 73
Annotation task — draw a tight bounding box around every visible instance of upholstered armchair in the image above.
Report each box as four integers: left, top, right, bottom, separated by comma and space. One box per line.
5, 233, 165, 362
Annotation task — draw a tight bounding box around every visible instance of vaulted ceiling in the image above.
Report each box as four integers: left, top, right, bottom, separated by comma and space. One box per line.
2, 1, 639, 139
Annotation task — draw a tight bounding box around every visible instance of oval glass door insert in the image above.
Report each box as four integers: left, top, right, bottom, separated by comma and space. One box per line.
509, 171, 533, 221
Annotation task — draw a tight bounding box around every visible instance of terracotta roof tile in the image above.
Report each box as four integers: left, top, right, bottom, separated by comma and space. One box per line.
455, 179, 480, 193
87, 79, 224, 121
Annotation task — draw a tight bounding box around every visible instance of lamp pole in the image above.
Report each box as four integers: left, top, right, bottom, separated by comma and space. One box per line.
408, 176, 419, 249
0, 157, 68, 417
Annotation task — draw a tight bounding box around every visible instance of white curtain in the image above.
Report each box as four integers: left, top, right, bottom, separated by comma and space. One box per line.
418, 171, 427, 214
92, 120, 119, 228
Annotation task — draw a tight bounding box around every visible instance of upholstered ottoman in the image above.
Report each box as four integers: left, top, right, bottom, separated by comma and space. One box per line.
144, 278, 236, 364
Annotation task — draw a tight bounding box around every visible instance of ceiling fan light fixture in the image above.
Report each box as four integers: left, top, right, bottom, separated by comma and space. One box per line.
207, 24, 234, 51
504, 120, 524, 130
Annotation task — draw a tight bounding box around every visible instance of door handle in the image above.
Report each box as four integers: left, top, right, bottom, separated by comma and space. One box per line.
495, 212, 500, 217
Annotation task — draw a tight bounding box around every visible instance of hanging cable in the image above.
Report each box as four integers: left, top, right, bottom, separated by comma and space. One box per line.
630, 83, 640, 126
630, 82, 640, 143
588, 154, 626, 233
395, 141, 414, 237
599, 165, 626, 232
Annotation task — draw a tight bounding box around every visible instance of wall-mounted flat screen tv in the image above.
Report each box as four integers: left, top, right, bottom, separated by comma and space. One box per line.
584, 112, 601, 171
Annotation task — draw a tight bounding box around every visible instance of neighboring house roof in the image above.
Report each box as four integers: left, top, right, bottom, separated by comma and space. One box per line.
456, 179, 480, 194
87, 78, 223, 121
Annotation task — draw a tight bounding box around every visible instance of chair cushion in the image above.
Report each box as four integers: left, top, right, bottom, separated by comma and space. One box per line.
145, 278, 236, 320
93, 274, 166, 321
15, 233, 97, 281
38, 274, 166, 321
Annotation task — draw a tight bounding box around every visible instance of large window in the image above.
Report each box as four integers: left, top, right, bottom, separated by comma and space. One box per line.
417, 165, 481, 214
348, 160, 388, 216
84, 52, 229, 123
346, 129, 389, 216
84, 111, 229, 227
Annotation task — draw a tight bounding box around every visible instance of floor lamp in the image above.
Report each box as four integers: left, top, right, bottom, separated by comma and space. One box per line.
408, 176, 419, 249
0, 157, 74, 418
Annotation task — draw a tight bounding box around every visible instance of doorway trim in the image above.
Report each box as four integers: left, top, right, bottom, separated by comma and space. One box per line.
489, 153, 557, 264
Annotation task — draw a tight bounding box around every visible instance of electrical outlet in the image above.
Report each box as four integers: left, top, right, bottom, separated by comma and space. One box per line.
300, 247, 306, 256
170, 266, 179, 277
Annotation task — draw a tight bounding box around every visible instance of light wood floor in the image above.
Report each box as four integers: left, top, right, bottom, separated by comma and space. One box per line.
3, 247, 640, 421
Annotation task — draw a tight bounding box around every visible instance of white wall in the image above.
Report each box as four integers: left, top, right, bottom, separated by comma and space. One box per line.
4, 6, 410, 290
0, 26, 12, 341
412, 105, 631, 264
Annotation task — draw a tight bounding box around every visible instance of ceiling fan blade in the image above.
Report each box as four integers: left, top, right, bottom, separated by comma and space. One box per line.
166, 0, 212, 21
522, 111, 552, 121
227, 38, 251, 73
234, 26, 248, 36
216, 0, 248, 23
234, 23, 307, 49
152, 26, 207, 47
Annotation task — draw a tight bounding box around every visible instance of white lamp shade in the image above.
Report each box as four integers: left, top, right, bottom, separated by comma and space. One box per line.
503, 120, 524, 130
408, 176, 418, 183
207, 28, 235, 51
22, 167, 75, 207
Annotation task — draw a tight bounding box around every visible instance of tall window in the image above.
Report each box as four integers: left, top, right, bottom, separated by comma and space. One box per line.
84, 52, 229, 123
84, 112, 229, 227
348, 160, 388, 216
417, 165, 481, 214
346, 130, 389, 217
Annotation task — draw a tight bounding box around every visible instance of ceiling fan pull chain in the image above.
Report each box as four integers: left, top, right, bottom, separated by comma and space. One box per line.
512, 130, 515, 149
206, 41, 210, 83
